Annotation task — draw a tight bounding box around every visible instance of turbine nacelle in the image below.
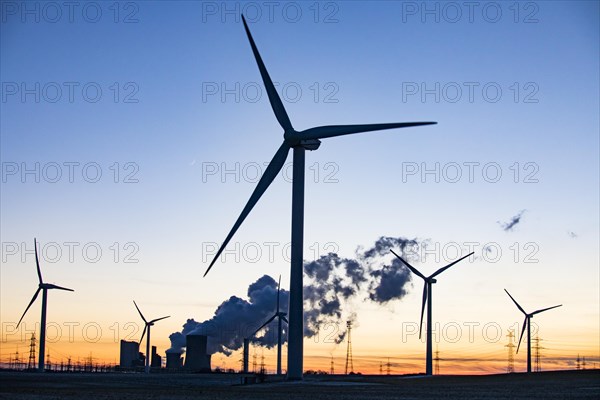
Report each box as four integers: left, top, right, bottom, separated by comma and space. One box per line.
283, 131, 321, 150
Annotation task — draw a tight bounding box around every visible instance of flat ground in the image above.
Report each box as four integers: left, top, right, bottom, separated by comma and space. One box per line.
1, 370, 598, 399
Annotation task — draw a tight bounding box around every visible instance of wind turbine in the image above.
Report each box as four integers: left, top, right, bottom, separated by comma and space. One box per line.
504, 289, 562, 373
203, 15, 436, 380
133, 301, 169, 373
251, 275, 288, 375
16, 238, 74, 372
391, 249, 473, 376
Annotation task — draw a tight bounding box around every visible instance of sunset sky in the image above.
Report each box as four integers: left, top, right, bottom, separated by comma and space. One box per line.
1, 1, 598, 374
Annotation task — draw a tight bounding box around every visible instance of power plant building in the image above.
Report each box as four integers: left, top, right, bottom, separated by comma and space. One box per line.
184, 334, 211, 372
166, 351, 183, 370
119, 340, 141, 368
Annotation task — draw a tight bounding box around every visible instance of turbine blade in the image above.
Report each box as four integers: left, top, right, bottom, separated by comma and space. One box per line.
253, 314, 277, 337
531, 304, 562, 315
34, 238, 43, 284
282, 316, 289, 324
241, 15, 293, 132
419, 283, 427, 339
430, 252, 474, 278
390, 249, 426, 280
17, 288, 41, 328
204, 142, 291, 277
516, 316, 527, 354
46, 284, 74, 292
504, 289, 527, 315
139, 325, 147, 345
276, 275, 281, 313
133, 301, 147, 323
299, 122, 436, 140
149, 316, 170, 324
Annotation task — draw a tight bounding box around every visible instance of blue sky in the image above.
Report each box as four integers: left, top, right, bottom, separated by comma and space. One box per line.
1, 1, 598, 371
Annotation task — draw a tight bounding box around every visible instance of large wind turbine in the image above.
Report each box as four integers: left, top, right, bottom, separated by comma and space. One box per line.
504, 289, 562, 373
251, 275, 288, 375
16, 238, 74, 372
133, 301, 169, 373
391, 249, 473, 376
203, 15, 436, 380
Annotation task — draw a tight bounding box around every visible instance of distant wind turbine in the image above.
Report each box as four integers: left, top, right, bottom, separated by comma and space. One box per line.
251, 275, 288, 375
391, 249, 473, 376
17, 238, 74, 372
504, 289, 562, 373
203, 14, 436, 380
133, 301, 169, 374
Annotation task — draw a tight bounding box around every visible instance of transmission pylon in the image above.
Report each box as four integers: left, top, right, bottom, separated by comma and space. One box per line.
505, 329, 515, 373
386, 357, 391, 375
434, 346, 440, 375
345, 321, 353, 375
533, 336, 543, 372
27, 333, 36, 370
330, 355, 334, 375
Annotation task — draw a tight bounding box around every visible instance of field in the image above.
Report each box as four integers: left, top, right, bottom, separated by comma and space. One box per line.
1, 370, 598, 399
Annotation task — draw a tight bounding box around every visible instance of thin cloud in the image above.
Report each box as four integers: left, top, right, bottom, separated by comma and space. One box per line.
498, 210, 526, 232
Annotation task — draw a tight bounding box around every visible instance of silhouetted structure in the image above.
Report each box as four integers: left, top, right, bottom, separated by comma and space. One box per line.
133, 300, 170, 374
434, 347, 440, 375
505, 330, 515, 373
249, 275, 288, 375
391, 250, 473, 376
119, 340, 141, 368
203, 14, 436, 380
504, 289, 561, 373
17, 238, 74, 372
330, 356, 335, 375
345, 321, 353, 374
184, 334, 211, 372
242, 338, 249, 373
166, 350, 183, 370
27, 333, 36, 370
533, 336, 543, 372
151, 346, 161, 368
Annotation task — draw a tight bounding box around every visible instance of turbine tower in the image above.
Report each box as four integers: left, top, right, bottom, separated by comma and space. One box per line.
391, 249, 473, 376
133, 301, 169, 374
504, 289, 561, 373
17, 238, 74, 372
203, 15, 436, 381
250, 275, 288, 375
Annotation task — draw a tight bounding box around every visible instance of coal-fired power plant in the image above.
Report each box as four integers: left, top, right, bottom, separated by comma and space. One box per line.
184, 334, 211, 372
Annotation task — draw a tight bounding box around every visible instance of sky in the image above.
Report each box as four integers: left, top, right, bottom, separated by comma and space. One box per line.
1, 1, 598, 374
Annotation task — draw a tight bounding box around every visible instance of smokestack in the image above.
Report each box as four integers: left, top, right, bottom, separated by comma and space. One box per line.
184, 334, 211, 372
243, 338, 249, 373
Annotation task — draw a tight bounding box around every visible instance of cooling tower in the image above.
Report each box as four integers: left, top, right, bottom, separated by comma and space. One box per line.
184, 334, 211, 372
166, 351, 183, 370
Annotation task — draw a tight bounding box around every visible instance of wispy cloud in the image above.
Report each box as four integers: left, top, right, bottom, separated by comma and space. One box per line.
498, 210, 526, 232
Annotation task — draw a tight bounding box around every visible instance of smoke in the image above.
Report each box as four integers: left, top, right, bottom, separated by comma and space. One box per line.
303, 254, 365, 342
167, 275, 288, 356
169, 236, 427, 356
361, 236, 422, 304
499, 210, 526, 231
